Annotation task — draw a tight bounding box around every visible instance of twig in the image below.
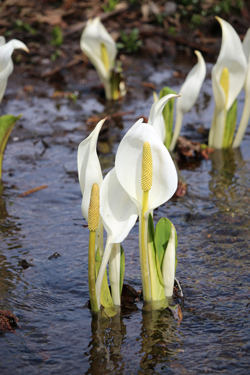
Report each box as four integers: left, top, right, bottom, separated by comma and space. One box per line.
18, 185, 47, 197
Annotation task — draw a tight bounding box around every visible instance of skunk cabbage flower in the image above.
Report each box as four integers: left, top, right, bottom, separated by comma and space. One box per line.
233, 29, 250, 148
115, 119, 178, 213
0, 37, 29, 104
96, 168, 138, 306
169, 50, 206, 151
80, 18, 117, 100
115, 119, 178, 300
77, 119, 105, 252
77, 118, 104, 221
209, 17, 247, 148
78, 120, 138, 308
148, 93, 179, 143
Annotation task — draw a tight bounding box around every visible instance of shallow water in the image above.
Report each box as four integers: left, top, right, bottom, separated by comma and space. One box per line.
0, 56, 250, 374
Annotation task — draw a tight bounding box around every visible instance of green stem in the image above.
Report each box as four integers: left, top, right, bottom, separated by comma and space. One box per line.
88, 230, 99, 313
233, 93, 250, 148
0, 151, 3, 181
208, 107, 217, 147
209, 107, 226, 148
169, 110, 183, 152
140, 191, 151, 301
109, 243, 121, 306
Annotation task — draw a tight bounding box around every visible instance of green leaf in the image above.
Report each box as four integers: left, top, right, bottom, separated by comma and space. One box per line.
223, 99, 237, 148
159, 87, 177, 149
154, 217, 172, 267
148, 213, 164, 286
0, 114, 22, 180
51, 26, 63, 47
95, 248, 114, 309
148, 214, 165, 300
119, 246, 125, 296
173, 225, 178, 271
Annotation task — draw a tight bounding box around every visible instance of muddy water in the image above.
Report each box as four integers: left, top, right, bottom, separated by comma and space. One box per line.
0, 56, 250, 374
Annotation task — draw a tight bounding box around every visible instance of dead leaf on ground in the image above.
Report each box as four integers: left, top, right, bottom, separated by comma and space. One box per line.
0, 310, 21, 333
174, 181, 187, 197
177, 136, 214, 159
167, 305, 183, 322
35, 10, 67, 27
142, 82, 156, 90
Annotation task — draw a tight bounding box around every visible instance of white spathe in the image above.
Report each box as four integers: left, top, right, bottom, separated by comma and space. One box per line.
77, 119, 105, 222
170, 50, 206, 151
148, 93, 179, 143
115, 118, 178, 212
233, 29, 250, 148
80, 17, 117, 99
177, 50, 206, 114
212, 17, 247, 111
100, 168, 138, 245
96, 167, 138, 306
0, 37, 29, 104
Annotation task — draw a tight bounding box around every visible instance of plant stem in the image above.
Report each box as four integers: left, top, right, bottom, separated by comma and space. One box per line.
209, 107, 226, 148
88, 230, 99, 313
169, 110, 183, 152
233, 93, 250, 148
109, 243, 121, 306
140, 191, 151, 301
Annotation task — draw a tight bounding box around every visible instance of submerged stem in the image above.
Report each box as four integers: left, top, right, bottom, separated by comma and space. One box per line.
169, 110, 183, 152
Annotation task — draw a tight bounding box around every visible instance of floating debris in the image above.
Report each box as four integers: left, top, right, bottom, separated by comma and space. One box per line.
0, 310, 21, 334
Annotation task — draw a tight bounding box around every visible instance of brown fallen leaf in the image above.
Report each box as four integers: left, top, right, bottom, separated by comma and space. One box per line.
18, 185, 47, 197
167, 305, 183, 322
35, 9, 67, 28
177, 136, 214, 159
23, 85, 34, 93
174, 181, 187, 197
201, 147, 214, 159
0, 310, 21, 333
142, 82, 156, 90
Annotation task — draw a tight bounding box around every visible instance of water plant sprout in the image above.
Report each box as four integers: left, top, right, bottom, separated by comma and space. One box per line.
78, 95, 180, 314
0, 36, 29, 180
80, 17, 125, 101
208, 17, 248, 149
152, 50, 206, 151
152, 17, 250, 151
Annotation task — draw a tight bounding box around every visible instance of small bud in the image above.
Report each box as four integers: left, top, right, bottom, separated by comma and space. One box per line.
220, 67, 229, 107
101, 43, 109, 71
141, 142, 153, 192
88, 183, 100, 231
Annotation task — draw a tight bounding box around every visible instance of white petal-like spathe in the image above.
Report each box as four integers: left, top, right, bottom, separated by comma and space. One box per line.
162, 224, 176, 297
212, 17, 247, 110
0, 36, 6, 46
169, 51, 206, 151
233, 55, 250, 148
115, 119, 178, 212
0, 38, 29, 104
80, 17, 117, 85
77, 119, 105, 221
100, 168, 138, 243
96, 168, 138, 306
243, 29, 250, 61
177, 50, 206, 114
148, 93, 179, 143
